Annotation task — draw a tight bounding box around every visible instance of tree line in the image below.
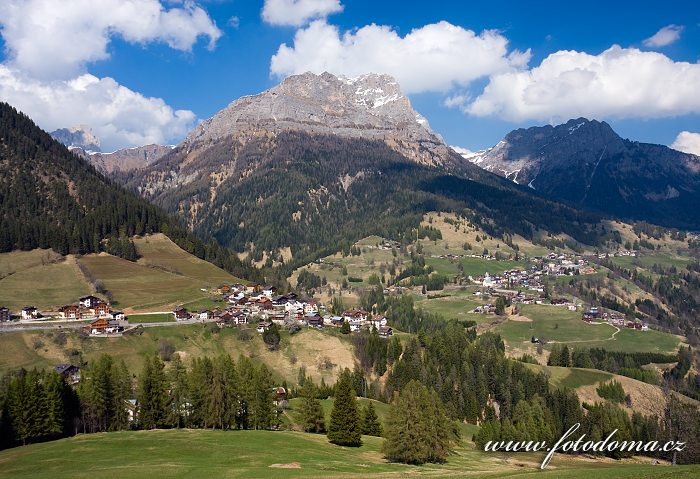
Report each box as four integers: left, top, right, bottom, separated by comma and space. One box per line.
0, 352, 278, 450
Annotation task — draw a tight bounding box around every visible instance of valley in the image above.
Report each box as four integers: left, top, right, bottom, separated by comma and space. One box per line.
1, 69, 700, 476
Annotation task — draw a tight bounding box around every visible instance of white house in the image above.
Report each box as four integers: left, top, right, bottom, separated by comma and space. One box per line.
21, 306, 38, 320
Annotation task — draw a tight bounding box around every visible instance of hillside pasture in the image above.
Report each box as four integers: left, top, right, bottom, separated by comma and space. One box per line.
0, 255, 92, 310
0, 429, 697, 479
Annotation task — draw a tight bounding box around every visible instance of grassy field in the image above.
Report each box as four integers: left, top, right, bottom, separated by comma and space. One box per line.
497, 305, 616, 345
292, 240, 411, 290
426, 256, 526, 279
523, 364, 614, 390
495, 305, 681, 355
609, 253, 692, 271
0, 249, 63, 278
0, 254, 92, 310
0, 429, 697, 479
79, 254, 212, 311
134, 234, 242, 284
0, 235, 243, 313
413, 288, 487, 322
0, 326, 356, 386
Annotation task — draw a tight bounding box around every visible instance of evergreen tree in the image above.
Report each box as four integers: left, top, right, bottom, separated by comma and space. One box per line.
298, 383, 326, 433
383, 380, 456, 464
360, 401, 382, 436
327, 372, 361, 446
137, 355, 168, 429
109, 359, 132, 431
168, 354, 190, 428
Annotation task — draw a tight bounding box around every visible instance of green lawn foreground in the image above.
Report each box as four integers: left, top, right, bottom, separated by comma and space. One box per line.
0, 429, 698, 479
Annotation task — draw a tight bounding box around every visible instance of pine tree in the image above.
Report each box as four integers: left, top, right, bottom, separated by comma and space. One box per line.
360, 401, 382, 436
383, 380, 456, 464
168, 354, 190, 428
189, 357, 213, 428
109, 359, 132, 431
298, 383, 326, 433
327, 373, 361, 446
137, 355, 168, 429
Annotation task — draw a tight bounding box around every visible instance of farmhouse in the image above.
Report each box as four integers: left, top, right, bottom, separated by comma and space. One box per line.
342, 309, 368, 323
55, 364, 81, 384
305, 313, 324, 328
126, 399, 138, 424
0, 307, 10, 322
262, 285, 277, 298
245, 282, 261, 294
173, 307, 190, 321
91, 302, 110, 317
59, 305, 81, 319
273, 386, 287, 407
378, 326, 394, 338
256, 321, 272, 333
368, 315, 388, 329
79, 295, 102, 308
86, 318, 123, 335
21, 306, 39, 319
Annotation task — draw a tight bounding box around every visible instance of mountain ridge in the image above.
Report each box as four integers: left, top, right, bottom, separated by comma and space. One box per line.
182, 71, 452, 168
460, 118, 700, 228
121, 73, 605, 270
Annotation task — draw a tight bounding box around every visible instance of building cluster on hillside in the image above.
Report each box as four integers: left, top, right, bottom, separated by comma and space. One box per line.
172, 283, 394, 337
0, 296, 126, 335
596, 249, 638, 259
535, 252, 597, 275
471, 253, 597, 293
581, 306, 648, 331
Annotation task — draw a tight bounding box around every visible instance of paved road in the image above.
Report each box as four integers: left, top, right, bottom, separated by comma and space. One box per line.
0, 318, 219, 333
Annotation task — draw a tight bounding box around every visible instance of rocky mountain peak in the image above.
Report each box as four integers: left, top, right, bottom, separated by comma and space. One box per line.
50, 125, 101, 152
183, 71, 446, 166
459, 118, 700, 228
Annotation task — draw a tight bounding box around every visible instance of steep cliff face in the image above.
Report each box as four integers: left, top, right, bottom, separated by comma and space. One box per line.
182, 71, 451, 167
51, 126, 173, 173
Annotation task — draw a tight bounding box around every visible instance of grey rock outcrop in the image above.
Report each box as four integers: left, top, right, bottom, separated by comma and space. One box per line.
50, 125, 101, 152
183, 72, 450, 166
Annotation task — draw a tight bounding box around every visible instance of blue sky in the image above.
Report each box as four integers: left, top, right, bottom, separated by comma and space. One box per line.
0, 0, 699, 153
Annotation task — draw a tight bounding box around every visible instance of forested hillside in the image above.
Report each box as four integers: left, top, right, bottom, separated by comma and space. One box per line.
126, 131, 605, 273
0, 102, 258, 281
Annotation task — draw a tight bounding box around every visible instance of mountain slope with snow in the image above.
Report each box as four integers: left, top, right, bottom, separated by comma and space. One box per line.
459, 118, 700, 228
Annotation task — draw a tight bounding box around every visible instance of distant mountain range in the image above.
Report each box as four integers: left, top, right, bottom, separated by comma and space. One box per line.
122, 72, 602, 269
50, 126, 173, 174
459, 118, 700, 229
24, 71, 700, 272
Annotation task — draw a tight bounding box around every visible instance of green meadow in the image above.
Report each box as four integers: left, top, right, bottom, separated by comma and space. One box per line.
0, 429, 697, 479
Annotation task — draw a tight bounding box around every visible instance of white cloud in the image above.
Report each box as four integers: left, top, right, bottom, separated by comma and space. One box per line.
262, 0, 343, 27
0, 1, 220, 150
643, 24, 684, 48
0, 0, 222, 80
671, 131, 700, 156
464, 46, 700, 122
0, 66, 196, 151
270, 20, 530, 94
